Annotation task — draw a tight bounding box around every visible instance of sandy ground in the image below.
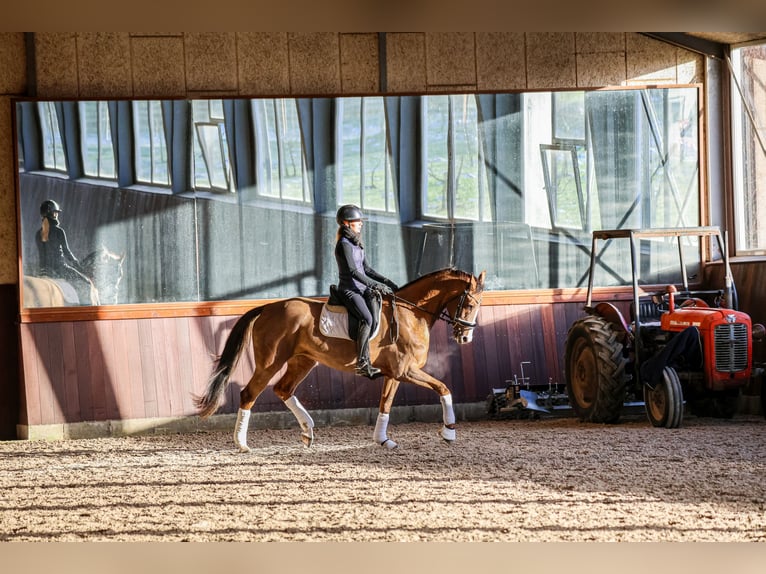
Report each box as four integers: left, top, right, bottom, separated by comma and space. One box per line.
1, 414, 764, 542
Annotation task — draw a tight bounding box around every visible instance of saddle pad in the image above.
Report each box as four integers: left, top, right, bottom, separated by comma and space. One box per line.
319, 303, 381, 341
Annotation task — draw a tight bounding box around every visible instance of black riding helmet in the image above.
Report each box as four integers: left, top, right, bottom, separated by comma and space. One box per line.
40, 199, 62, 218
336, 204, 363, 225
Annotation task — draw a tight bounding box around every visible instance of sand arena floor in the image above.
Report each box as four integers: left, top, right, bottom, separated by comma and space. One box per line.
1, 414, 764, 542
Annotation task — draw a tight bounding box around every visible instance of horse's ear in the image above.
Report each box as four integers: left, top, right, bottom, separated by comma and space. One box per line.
477, 270, 486, 286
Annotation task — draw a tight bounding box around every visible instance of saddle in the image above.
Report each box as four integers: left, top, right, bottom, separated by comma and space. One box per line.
319, 285, 381, 341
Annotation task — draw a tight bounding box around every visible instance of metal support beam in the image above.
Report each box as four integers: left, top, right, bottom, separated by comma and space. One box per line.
641, 33, 725, 60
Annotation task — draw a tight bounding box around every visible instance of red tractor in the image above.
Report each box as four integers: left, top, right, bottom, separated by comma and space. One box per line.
565, 227, 764, 428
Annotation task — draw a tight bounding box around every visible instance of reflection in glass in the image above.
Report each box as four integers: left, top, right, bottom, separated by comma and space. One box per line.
16, 87, 701, 308
133, 100, 169, 186
79, 101, 115, 179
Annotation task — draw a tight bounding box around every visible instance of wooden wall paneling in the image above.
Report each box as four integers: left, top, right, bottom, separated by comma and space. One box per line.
211, 316, 240, 413
120, 319, 145, 420
530, 304, 553, 386
187, 315, 216, 411
83, 321, 108, 421
156, 317, 181, 416
177, 317, 198, 414
35, 323, 60, 425
496, 303, 517, 388
459, 329, 478, 400
469, 309, 491, 396
136, 318, 159, 418
18, 325, 40, 426
108, 318, 134, 421
70, 321, 95, 422
480, 305, 503, 389
552, 302, 572, 385
93, 320, 122, 421
60, 321, 82, 422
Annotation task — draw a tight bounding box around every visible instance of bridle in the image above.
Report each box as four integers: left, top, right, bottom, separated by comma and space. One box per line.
390, 281, 482, 332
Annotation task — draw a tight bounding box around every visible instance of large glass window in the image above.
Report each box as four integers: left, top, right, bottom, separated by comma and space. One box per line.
79, 101, 116, 179
730, 43, 766, 255
337, 97, 396, 213
422, 95, 491, 221
37, 102, 66, 173
17, 87, 702, 308
133, 100, 170, 186
192, 99, 232, 193
252, 98, 309, 203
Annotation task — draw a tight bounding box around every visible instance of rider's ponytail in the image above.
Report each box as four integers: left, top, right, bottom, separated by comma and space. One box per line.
40, 217, 50, 243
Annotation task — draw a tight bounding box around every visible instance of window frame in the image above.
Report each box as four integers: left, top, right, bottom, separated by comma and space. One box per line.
78, 100, 117, 181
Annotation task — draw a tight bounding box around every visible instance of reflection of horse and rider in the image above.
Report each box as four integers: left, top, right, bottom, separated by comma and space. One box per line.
334, 204, 399, 379
35, 199, 96, 305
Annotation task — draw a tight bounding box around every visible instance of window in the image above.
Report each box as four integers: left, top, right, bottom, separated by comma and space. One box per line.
192, 99, 232, 193
133, 100, 170, 186
337, 97, 396, 213
252, 99, 309, 202
422, 94, 491, 221
37, 102, 66, 172
16, 87, 702, 307
730, 43, 766, 254
79, 101, 116, 179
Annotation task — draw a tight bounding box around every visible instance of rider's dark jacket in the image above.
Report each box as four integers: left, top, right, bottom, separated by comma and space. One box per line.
334, 227, 391, 296
36, 216, 83, 277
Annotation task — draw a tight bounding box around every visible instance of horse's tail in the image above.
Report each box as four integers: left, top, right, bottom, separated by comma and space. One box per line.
195, 305, 265, 418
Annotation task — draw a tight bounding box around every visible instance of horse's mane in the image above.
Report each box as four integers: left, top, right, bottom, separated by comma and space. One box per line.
398, 267, 478, 291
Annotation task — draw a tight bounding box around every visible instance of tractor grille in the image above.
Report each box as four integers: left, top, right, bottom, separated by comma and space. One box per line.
714, 323, 748, 373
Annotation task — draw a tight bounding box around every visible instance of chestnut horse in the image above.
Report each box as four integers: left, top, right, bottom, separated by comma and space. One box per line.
195, 268, 486, 452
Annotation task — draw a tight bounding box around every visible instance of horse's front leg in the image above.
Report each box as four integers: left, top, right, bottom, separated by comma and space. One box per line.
400, 368, 456, 443
375, 377, 401, 449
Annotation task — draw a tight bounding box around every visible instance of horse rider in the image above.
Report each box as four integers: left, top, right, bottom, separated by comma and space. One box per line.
334, 204, 399, 379
35, 199, 95, 305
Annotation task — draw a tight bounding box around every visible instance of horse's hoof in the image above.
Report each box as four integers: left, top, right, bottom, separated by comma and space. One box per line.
237, 444, 251, 453
440, 426, 456, 443
380, 438, 398, 449
301, 431, 314, 447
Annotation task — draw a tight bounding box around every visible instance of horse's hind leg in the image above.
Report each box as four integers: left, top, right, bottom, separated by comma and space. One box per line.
374, 377, 401, 449
272, 356, 318, 447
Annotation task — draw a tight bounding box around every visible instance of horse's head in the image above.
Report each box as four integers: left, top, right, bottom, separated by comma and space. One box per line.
82, 246, 125, 305
445, 270, 485, 344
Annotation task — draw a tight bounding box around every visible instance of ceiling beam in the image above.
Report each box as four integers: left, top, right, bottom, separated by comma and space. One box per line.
641, 33, 725, 59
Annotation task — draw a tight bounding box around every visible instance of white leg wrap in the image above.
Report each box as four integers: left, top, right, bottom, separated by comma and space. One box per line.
440, 393, 456, 425
234, 408, 251, 453
440, 394, 456, 443
374, 412, 398, 449
284, 396, 314, 432
284, 396, 315, 446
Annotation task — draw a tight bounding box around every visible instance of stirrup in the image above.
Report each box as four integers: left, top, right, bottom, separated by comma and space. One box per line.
355, 362, 382, 379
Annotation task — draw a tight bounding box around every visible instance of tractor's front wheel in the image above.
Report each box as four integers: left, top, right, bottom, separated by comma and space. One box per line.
565, 316, 628, 423
643, 366, 684, 428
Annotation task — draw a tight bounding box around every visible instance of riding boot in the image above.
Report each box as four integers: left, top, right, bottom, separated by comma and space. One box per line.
355, 322, 382, 379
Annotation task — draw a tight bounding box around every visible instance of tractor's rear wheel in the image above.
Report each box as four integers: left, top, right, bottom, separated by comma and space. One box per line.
644, 366, 684, 428
565, 316, 628, 423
